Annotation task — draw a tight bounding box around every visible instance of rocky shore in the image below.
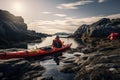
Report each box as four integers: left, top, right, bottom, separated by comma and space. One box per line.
0, 39, 119, 80
58, 39, 120, 80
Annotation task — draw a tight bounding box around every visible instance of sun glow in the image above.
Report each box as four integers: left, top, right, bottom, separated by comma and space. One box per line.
13, 2, 23, 13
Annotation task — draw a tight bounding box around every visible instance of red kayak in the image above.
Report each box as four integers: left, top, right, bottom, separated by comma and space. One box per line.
0, 43, 72, 59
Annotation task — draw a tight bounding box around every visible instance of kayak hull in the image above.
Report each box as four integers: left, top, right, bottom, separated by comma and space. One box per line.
0, 43, 72, 59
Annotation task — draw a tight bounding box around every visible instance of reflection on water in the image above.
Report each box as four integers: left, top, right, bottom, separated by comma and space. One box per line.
26, 51, 76, 80
53, 52, 62, 65
40, 52, 75, 80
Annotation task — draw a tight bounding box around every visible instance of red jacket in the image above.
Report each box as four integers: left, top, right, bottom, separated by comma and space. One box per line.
52, 38, 63, 48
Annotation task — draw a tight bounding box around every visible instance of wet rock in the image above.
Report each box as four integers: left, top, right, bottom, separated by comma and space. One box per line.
24, 71, 45, 80
99, 47, 118, 52
58, 56, 66, 60
73, 52, 84, 57
109, 68, 118, 73
90, 55, 120, 65
0, 72, 3, 78
76, 46, 85, 50
75, 49, 81, 52
23, 63, 45, 80
30, 63, 45, 71
59, 63, 77, 73
0, 58, 30, 79
74, 63, 120, 80
66, 49, 73, 53
82, 56, 88, 60
68, 48, 80, 53
74, 54, 81, 57
86, 54, 101, 62
81, 47, 97, 54
0, 58, 45, 80
62, 57, 76, 63
74, 55, 88, 63
73, 48, 120, 80
74, 56, 89, 66
39, 76, 54, 80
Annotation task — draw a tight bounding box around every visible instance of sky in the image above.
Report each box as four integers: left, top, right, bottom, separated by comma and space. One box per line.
0, 0, 120, 34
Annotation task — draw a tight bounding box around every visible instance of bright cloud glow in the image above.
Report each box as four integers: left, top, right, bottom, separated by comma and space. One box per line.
54, 14, 67, 17
13, 2, 23, 13
42, 11, 52, 14
28, 14, 120, 34
98, 0, 106, 3
57, 0, 94, 9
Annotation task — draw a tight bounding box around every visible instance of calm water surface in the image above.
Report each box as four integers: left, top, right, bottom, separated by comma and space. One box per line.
27, 36, 82, 80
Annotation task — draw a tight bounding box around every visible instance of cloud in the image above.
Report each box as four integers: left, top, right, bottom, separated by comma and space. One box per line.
54, 14, 67, 17
41, 12, 67, 17
28, 13, 120, 34
98, 0, 106, 3
57, 0, 94, 9
41, 11, 52, 14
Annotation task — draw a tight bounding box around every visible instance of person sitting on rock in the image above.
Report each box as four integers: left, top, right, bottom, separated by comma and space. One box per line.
52, 35, 63, 48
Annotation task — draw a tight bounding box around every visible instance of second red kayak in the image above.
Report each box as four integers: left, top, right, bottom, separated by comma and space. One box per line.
0, 43, 72, 59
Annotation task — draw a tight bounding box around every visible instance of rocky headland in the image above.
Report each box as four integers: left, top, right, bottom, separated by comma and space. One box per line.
0, 10, 48, 48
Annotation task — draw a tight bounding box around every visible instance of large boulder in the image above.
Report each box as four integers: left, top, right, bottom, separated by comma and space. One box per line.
73, 18, 120, 38
0, 59, 30, 79
0, 58, 45, 80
